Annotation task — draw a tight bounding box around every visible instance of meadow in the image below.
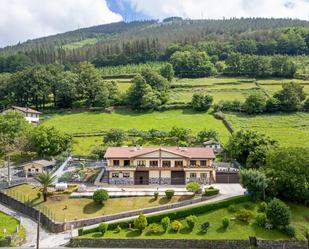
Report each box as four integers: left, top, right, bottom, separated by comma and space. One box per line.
225, 112, 309, 148
0, 211, 25, 246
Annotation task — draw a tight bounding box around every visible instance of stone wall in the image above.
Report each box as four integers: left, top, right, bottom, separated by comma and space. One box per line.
68, 238, 308, 249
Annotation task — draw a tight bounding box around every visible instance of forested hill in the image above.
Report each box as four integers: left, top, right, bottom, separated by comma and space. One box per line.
1, 18, 309, 67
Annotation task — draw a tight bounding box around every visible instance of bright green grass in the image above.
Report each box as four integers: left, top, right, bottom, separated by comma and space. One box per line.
81, 201, 309, 241
225, 112, 309, 148
0, 211, 25, 245
173, 77, 254, 86
62, 38, 98, 50
116, 82, 131, 93
43, 109, 230, 141
73, 137, 103, 156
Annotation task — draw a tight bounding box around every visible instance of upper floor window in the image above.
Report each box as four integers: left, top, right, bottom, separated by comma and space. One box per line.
200, 160, 207, 166
162, 161, 171, 167
113, 160, 120, 166
190, 160, 196, 166
150, 160, 158, 167
137, 160, 146, 167
174, 161, 183, 167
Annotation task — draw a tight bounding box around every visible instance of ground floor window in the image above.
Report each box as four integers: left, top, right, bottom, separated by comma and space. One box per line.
162, 161, 171, 167
190, 173, 197, 178
123, 173, 130, 178
200, 160, 207, 166
150, 160, 158, 167
200, 173, 207, 179
113, 160, 120, 166
174, 161, 183, 167
112, 173, 119, 178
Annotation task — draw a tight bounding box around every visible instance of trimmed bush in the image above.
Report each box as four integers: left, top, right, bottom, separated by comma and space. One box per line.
236, 209, 253, 223
186, 182, 201, 194
222, 217, 230, 229
78, 228, 83, 236
227, 204, 238, 213
200, 221, 210, 233
114, 225, 121, 233
204, 187, 219, 197
255, 213, 267, 227
258, 202, 268, 212
98, 223, 108, 235
266, 198, 291, 228
284, 225, 296, 237
93, 189, 109, 204
161, 217, 170, 232
186, 215, 198, 230
134, 214, 148, 232
165, 189, 175, 199
171, 220, 182, 232
147, 223, 162, 234
154, 191, 159, 199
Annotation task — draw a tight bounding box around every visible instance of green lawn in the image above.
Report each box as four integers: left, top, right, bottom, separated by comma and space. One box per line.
225, 112, 309, 148
81, 201, 309, 241
6, 184, 193, 222
0, 211, 25, 245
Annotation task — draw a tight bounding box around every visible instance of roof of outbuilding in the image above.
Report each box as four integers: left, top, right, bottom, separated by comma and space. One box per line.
12, 106, 41, 114
104, 146, 215, 159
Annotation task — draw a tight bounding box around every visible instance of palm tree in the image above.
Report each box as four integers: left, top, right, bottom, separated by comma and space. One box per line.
35, 172, 56, 202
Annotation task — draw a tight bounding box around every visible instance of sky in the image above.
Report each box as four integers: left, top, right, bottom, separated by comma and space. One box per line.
0, 0, 309, 47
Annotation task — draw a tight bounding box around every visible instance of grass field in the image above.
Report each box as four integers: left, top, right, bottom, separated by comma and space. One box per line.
62, 38, 98, 50
225, 112, 309, 148
0, 211, 25, 245
81, 201, 309, 241
6, 185, 193, 222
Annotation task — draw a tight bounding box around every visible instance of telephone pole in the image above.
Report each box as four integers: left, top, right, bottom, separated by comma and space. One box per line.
36, 212, 40, 249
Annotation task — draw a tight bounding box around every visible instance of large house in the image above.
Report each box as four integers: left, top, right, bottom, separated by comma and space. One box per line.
104, 146, 216, 185
11, 106, 41, 124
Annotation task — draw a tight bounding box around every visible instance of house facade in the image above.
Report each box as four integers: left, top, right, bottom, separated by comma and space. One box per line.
11, 106, 41, 124
24, 160, 56, 177
104, 146, 216, 185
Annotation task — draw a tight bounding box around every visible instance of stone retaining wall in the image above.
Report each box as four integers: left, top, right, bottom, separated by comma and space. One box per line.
68, 238, 308, 249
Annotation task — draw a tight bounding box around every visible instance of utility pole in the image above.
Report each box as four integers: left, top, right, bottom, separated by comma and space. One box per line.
36, 212, 40, 249
7, 155, 11, 186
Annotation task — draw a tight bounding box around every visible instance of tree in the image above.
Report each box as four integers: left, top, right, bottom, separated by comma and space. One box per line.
186, 215, 198, 230
266, 147, 309, 204
304, 98, 309, 110
226, 130, 277, 168
161, 217, 170, 232
93, 189, 109, 204
127, 75, 152, 110
191, 93, 213, 111
266, 198, 291, 228
195, 129, 219, 145
266, 97, 280, 113
186, 182, 201, 194
159, 63, 174, 82
98, 223, 108, 235
244, 93, 267, 114
134, 214, 148, 232
169, 126, 192, 145
35, 172, 56, 201
239, 169, 268, 200
56, 71, 78, 108
274, 82, 306, 112
103, 129, 126, 146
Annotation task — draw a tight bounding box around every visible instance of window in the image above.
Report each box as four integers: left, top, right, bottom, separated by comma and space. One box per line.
28, 169, 31, 172
112, 173, 119, 178
162, 161, 171, 167
123, 173, 130, 178
174, 161, 183, 167
200, 160, 207, 166
190, 173, 197, 178
113, 160, 120, 166
150, 160, 158, 167
124, 160, 130, 166
201, 173, 207, 179
190, 160, 196, 166
137, 160, 146, 167
35, 169, 39, 172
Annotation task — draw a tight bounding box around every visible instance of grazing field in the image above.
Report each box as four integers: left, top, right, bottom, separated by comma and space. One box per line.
81, 200, 309, 241
225, 112, 309, 148
6, 184, 193, 222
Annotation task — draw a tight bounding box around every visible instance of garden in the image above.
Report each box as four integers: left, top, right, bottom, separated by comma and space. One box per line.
0, 212, 25, 246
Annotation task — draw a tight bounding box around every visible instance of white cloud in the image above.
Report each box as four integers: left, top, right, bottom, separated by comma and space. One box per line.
0, 0, 122, 47
124, 0, 309, 20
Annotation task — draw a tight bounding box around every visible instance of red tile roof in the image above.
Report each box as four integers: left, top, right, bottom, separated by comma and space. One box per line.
12, 106, 41, 114
104, 146, 215, 159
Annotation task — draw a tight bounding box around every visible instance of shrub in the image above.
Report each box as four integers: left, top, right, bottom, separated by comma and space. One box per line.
186, 215, 198, 230
204, 188, 219, 197
222, 217, 230, 229
154, 191, 159, 199
147, 223, 162, 234
98, 223, 108, 235
266, 198, 291, 228
236, 209, 253, 223
78, 228, 83, 236
171, 220, 183, 232
165, 189, 175, 199
186, 182, 201, 194
134, 214, 148, 232
258, 202, 268, 212
284, 225, 296, 237
93, 189, 109, 204
255, 213, 267, 227
200, 221, 210, 233
161, 217, 170, 232
37, 192, 41, 199
228, 204, 238, 213
243, 203, 255, 210
114, 225, 121, 233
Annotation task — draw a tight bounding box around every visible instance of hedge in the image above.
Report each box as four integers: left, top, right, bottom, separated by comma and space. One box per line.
204, 188, 220, 197
81, 195, 251, 235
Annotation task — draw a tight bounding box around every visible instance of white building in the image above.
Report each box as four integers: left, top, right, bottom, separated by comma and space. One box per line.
12, 106, 41, 124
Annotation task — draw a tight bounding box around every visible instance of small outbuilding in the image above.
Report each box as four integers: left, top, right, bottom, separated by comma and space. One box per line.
24, 160, 56, 177
203, 140, 223, 153
11, 106, 41, 124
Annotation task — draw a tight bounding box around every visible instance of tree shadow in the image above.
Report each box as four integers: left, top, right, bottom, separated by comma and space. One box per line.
159, 197, 172, 205
196, 230, 207, 235
178, 195, 194, 202
179, 227, 192, 234
83, 202, 103, 214
148, 197, 157, 203
216, 226, 227, 233
125, 229, 141, 238
144, 230, 165, 236
91, 232, 103, 238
